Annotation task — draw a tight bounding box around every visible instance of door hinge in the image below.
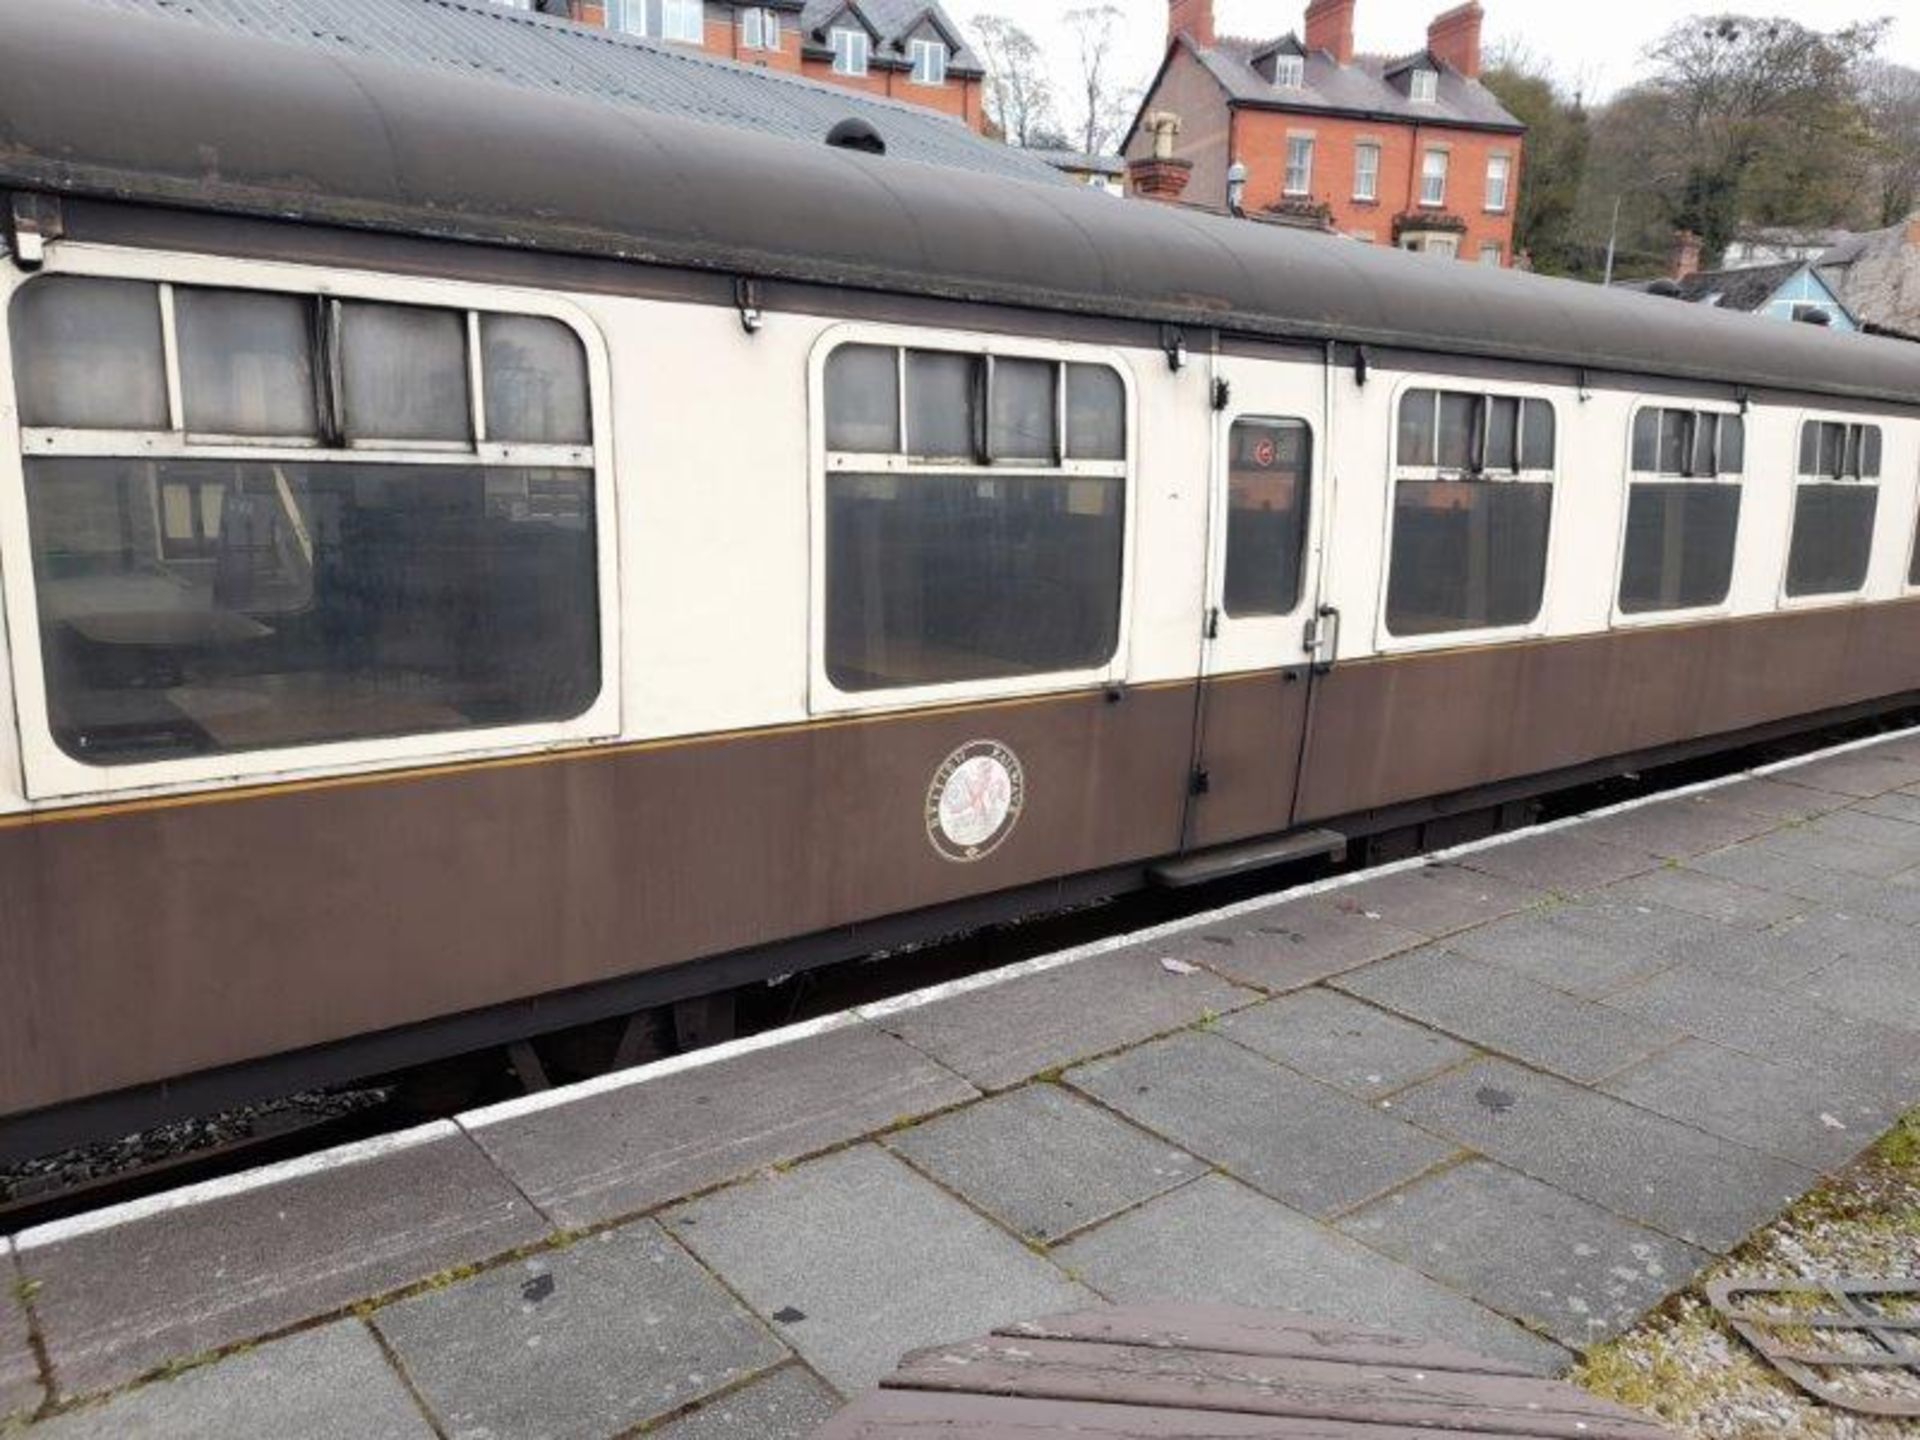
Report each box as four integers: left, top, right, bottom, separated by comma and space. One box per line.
1204, 606, 1221, 641
1211, 377, 1231, 411
1189, 767, 1212, 797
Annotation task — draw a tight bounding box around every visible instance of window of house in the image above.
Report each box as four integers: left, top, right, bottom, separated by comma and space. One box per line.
1619, 407, 1745, 614
742, 6, 779, 49
1224, 419, 1312, 618
606, 0, 645, 35
1410, 68, 1438, 102
1284, 137, 1314, 196
910, 38, 948, 85
8, 275, 600, 765
831, 27, 869, 74
821, 344, 1127, 692
1420, 149, 1449, 207
1478, 243, 1502, 266
1386, 387, 1556, 636
1787, 420, 1882, 597
1484, 155, 1511, 213
662, 0, 704, 43
1353, 143, 1380, 202
1272, 53, 1305, 87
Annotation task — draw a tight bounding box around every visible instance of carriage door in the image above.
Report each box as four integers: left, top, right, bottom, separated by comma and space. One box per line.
1185, 349, 1330, 852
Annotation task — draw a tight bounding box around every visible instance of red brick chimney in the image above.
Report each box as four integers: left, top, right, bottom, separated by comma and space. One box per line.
1426, 2, 1483, 79
1670, 230, 1703, 281
1130, 112, 1194, 202
1304, 0, 1356, 65
1168, 0, 1214, 47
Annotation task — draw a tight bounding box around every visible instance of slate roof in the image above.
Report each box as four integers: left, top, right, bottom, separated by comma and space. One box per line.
797, 0, 981, 74
1818, 222, 1920, 339
1653, 262, 1807, 312
72, 0, 1035, 182
1189, 34, 1523, 132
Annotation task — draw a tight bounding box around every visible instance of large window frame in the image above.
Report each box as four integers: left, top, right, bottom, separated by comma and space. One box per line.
830, 27, 870, 75
1780, 412, 1885, 606
806, 325, 1136, 716
1376, 378, 1561, 653
909, 38, 949, 86
0, 248, 621, 803
1611, 401, 1747, 627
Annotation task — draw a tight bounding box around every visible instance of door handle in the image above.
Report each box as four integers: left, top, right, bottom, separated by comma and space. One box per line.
1309, 604, 1341, 676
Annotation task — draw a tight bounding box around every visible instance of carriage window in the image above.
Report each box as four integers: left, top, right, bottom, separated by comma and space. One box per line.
339, 301, 471, 444
10, 277, 169, 430
176, 289, 319, 439
1787, 420, 1880, 597
1620, 408, 1744, 614
1224, 419, 1312, 618
821, 343, 1128, 691
8, 274, 603, 764
481, 315, 590, 445
1387, 388, 1555, 636
1066, 364, 1125, 461
824, 344, 900, 453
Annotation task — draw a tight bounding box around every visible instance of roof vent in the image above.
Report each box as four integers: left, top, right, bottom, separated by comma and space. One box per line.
826, 118, 887, 156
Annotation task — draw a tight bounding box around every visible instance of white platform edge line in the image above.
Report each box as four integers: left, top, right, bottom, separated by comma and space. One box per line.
16, 722, 1914, 1248
10, 1120, 459, 1252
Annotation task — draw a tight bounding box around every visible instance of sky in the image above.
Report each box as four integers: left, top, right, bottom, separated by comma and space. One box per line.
942, 1, 1920, 110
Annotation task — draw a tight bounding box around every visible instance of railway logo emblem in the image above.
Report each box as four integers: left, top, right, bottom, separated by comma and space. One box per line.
926, 740, 1025, 863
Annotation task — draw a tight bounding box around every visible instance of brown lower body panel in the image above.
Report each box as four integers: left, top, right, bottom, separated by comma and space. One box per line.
3, 598, 1919, 1122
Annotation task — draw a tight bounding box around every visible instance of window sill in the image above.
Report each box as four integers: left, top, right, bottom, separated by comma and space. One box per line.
1349, 197, 1380, 207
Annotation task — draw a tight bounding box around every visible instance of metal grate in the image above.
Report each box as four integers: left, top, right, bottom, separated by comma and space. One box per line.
1710, 1278, 1920, 1418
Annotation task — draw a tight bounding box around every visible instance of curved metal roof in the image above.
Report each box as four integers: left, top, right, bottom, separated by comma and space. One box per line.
4, 3, 1920, 407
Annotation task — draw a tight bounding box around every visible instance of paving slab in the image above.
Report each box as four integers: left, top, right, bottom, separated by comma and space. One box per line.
1051, 1173, 1569, 1375
375, 1221, 786, 1440
1320, 862, 1548, 940
1795, 950, 1920, 1030
1710, 776, 1850, 822
1445, 900, 1703, 999
1067, 1032, 1456, 1218
1457, 828, 1662, 896
1391, 1058, 1814, 1253
2, 1245, 40, 1423
15, 1124, 549, 1399
870, 943, 1253, 1092
885, 1084, 1204, 1243
1179, 894, 1427, 993
1602, 964, 1920, 1108
1850, 871, 1920, 927
1766, 908, 1917, 970
25, 1322, 431, 1440
1214, 988, 1474, 1100
1602, 866, 1807, 929
1601, 1039, 1896, 1172
1338, 1158, 1709, 1348
651, 1366, 842, 1440
663, 1145, 1090, 1393
1783, 751, 1920, 799
1746, 824, 1920, 880
1333, 947, 1681, 1083
468, 1020, 976, 1229
1808, 806, 1920, 856
1658, 915, 1852, 990
1576, 794, 1779, 859
1854, 790, 1920, 826
1681, 842, 1882, 910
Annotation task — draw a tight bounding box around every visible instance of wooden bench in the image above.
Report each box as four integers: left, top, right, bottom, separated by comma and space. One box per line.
815, 1303, 1672, 1438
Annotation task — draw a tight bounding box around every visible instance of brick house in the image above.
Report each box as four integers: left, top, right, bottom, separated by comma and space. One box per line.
1124, 0, 1526, 267
507, 0, 985, 129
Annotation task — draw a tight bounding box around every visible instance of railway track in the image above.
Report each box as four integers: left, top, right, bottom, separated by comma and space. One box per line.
5, 710, 1913, 1237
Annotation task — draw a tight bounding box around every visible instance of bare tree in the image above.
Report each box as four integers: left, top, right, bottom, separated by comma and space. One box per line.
972, 15, 1057, 149
1864, 61, 1920, 225
1063, 4, 1140, 157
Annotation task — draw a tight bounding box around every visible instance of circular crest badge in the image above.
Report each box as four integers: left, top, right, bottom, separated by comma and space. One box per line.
926, 740, 1026, 863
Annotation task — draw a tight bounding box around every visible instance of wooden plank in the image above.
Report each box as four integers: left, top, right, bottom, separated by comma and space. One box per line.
884, 1337, 1669, 1440
998, 1303, 1537, 1377
816, 1388, 1579, 1439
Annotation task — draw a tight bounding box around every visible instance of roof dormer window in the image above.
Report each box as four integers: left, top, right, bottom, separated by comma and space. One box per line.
910, 37, 949, 86
1410, 67, 1438, 103
831, 26, 870, 75
1273, 53, 1305, 88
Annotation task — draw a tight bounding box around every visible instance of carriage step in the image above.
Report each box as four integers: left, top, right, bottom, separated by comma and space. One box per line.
1148, 828, 1348, 889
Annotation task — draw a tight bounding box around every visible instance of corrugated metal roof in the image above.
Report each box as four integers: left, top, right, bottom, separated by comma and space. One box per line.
7, 2, 1920, 408
72, 0, 1039, 183
1194, 35, 1523, 132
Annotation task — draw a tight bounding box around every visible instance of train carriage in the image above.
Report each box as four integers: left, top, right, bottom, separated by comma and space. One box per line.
3, 2, 1920, 1156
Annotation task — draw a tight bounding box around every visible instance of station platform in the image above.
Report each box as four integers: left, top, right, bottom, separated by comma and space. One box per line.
6, 730, 1920, 1438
